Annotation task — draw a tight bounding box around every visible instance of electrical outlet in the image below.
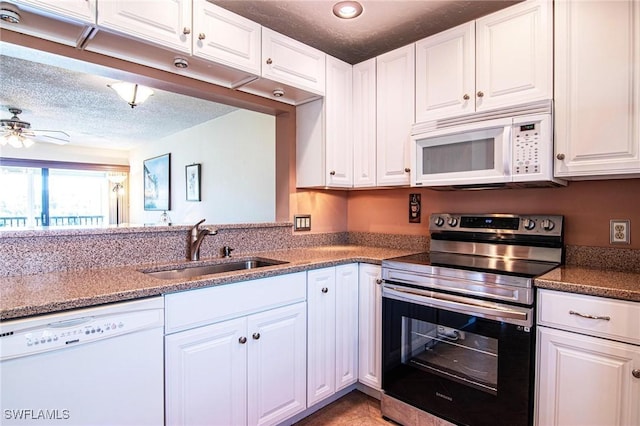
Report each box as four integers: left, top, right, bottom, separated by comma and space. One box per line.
610, 220, 630, 244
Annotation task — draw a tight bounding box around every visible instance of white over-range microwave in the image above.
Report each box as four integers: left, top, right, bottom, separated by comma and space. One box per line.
411, 100, 566, 189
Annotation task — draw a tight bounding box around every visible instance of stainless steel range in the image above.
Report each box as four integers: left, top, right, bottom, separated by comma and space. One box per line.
381, 213, 564, 426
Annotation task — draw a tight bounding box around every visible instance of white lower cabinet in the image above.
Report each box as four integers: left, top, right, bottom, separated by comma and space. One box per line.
535, 289, 640, 426
165, 273, 307, 426
307, 264, 359, 406
358, 264, 382, 390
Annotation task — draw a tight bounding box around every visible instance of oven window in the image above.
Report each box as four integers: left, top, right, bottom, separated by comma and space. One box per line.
401, 316, 498, 395
422, 138, 494, 175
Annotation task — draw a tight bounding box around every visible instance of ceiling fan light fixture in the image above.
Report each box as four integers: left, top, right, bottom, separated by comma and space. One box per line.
4, 132, 32, 148
108, 82, 154, 108
333, 1, 363, 19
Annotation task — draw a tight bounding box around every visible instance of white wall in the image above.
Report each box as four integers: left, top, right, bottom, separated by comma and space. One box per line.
129, 109, 275, 225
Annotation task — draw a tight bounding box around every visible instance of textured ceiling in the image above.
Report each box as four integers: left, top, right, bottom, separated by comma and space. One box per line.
0, 44, 238, 151
213, 0, 521, 64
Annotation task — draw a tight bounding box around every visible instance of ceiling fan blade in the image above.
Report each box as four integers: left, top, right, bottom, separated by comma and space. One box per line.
32, 134, 70, 145
31, 129, 71, 138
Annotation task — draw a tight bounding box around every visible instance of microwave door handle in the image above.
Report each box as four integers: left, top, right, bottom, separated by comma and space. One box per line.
503, 125, 512, 176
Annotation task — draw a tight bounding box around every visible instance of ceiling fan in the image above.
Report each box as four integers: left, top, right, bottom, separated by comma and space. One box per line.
0, 107, 70, 148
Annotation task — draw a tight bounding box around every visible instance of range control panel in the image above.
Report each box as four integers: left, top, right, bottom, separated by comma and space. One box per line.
513, 121, 542, 175
430, 214, 564, 237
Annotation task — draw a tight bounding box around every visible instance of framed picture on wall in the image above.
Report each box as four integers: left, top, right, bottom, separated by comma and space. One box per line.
186, 163, 201, 202
143, 153, 171, 211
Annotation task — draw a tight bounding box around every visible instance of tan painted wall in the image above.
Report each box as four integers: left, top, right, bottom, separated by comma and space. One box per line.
347, 179, 640, 249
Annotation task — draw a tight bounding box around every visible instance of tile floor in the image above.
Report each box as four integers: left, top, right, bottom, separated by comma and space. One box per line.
294, 391, 395, 426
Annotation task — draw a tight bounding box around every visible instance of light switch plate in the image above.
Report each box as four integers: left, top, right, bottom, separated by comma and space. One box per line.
610, 219, 630, 244
294, 214, 311, 231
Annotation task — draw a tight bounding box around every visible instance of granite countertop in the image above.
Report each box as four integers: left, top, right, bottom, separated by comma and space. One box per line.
535, 265, 640, 302
3, 244, 639, 321
0, 245, 416, 320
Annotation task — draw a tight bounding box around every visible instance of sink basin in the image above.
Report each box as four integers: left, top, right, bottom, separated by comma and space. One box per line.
144, 258, 288, 280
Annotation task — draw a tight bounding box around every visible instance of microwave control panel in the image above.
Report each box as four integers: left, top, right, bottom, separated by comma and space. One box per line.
513, 121, 541, 175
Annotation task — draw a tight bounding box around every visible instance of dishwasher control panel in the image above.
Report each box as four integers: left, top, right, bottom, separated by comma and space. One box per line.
0, 301, 164, 361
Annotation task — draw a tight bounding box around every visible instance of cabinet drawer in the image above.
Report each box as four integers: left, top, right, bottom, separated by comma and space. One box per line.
537, 289, 640, 345
165, 272, 306, 334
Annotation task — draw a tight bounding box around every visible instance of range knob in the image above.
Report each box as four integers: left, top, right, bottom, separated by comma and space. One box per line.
541, 219, 555, 231
434, 217, 445, 227
522, 218, 536, 230
447, 217, 458, 227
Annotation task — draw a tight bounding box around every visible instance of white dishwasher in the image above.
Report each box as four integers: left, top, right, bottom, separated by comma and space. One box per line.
0, 297, 164, 426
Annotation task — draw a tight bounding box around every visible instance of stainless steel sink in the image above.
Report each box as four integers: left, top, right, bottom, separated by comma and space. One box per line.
144, 258, 288, 280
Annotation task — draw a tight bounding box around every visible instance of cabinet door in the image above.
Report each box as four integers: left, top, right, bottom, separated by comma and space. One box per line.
192, 0, 261, 77
261, 27, 326, 95
536, 326, 640, 426
325, 56, 354, 188
335, 264, 359, 391
475, 0, 552, 111
306, 267, 337, 406
14, 0, 96, 23
248, 302, 307, 426
554, 0, 640, 178
165, 317, 247, 426
415, 22, 475, 122
376, 44, 415, 186
97, 0, 192, 53
353, 58, 377, 188
358, 264, 382, 390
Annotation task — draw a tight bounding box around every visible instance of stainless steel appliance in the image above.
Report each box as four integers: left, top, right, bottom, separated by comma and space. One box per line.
381, 213, 564, 426
411, 101, 566, 189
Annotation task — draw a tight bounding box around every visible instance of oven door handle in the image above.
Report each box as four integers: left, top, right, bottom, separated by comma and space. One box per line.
382, 284, 532, 327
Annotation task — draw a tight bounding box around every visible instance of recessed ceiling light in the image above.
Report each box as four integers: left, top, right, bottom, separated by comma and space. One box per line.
333, 1, 363, 19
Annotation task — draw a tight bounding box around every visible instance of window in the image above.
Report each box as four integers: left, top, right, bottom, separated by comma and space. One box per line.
0, 160, 128, 228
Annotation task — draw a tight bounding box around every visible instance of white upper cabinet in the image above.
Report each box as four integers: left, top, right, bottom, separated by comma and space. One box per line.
192, 0, 261, 78
415, 0, 552, 122
475, 0, 552, 111
296, 56, 352, 188
12, 0, 96, 24
376, 44, 415, 186
260, 27, 326, 95
352, 58, 377, 188
97, 0, 192, 54
415, 22, 475, 122
239, 27, 326, 105
2, 0, 96, 47
554, 0, 640, 178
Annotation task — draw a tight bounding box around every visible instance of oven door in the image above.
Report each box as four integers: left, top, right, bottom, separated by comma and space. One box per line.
411, 118, 512, 188
382, 284, 534, 426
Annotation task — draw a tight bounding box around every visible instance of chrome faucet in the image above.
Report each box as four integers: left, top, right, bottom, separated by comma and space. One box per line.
189, 219, 216, 261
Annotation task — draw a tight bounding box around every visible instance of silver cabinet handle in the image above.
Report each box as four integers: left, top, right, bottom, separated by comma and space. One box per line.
183, 27, 191, 35
556, 153, 566, 160
633, 369, 640, 379
569, 310, 611, 321
252, 332, 261, 340
321, 287, 328, 293
239, 336, 247, 344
